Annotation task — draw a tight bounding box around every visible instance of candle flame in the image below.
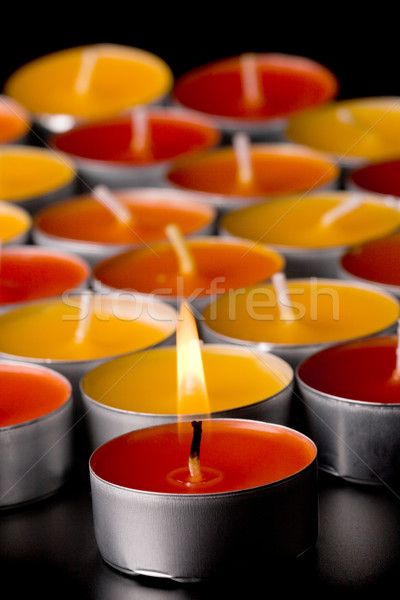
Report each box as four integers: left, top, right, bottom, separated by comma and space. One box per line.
176, 301, 210, 416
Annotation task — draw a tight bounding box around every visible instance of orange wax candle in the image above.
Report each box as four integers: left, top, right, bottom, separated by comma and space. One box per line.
166, 143, 339, 206
0, 246, 89, 308
0, 95, 31, 144
4, 44, 173, 125
172, 53, 338, 122
286, 96, 400, 164
92, 236, 284, 302
0, 200, 31, 244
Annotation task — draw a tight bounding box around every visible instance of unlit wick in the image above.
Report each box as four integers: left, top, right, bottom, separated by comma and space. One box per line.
165, 223, 197, 276
239, 52, 263, 107
320, 194, 363, 228
92, 185, 133, 225
131, 107, 149, 155
75, 47, 98, 95
233, 132, 253, 185
272, 272, 296, 322
188, 420, 202, 482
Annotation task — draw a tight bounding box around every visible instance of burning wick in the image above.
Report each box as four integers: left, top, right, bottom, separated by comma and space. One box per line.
165, 223, 197, 276
320, 194, 363, 228
239, 52, 263, 108
131, 107, 150, 155
188, 420, 203, 482
272, 272, 296, 322
92, 185, 133, 225
75, 47, 98, 95
233, 132, 253, 186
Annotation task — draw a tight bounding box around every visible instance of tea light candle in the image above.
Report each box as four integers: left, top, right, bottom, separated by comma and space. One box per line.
0, 245, 90, 313
32, 187, 216, 265
0, 361, 73, 508
0, 200, 31, 245
286, 96, 400, 167
49, 107, 221, 187
200, 277, 400, 366
339, 232, 400, 296
166, 141, 339, 211
172, 52, 338, 141
220, 191, 400, 277
296, 333, 400, 485
4, 44, 174, 134
0, 95, 31, 144
0, 145, 76, 213
92, 233, 285, 308
347, 158, 400, 197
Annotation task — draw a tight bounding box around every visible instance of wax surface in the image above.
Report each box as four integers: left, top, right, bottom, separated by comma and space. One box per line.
90, 420, 316, 494
82, 345, 292, 414
167, 145, 338, 198
221, 193, 400, 248
93, 238, 284, 297
34, 193, 214, 245
0, 202, 31, 242
0, 363, 71, 427
340, 234, 400, 287
173, 53, 338, 119
5, 44, 173, 119
0, 96, 30, 143
0, 297, 176, 360
0, 247, 89, 304
201, 281, 400, 345
286, 97, 400, 161
298, 336, 400, 404
350, 159, 400, 196
0, 147, 74, 201
50, 111, 220, 164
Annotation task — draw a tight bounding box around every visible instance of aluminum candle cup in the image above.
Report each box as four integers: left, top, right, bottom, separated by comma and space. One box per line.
0, 200, 31, 246
80, 344, 294, 450
0, 245, 90, 315
165, 143, 340, 213
199, 279, 400, 367
0, 145, 76, 214
32, 188, 217, 266
49, 107, 221, 188
296, 335, 400, 486
172, 52, 338, 142
89, 418, 318, 581
0, 293, 178, 407
91, 236, 285, 311
220, 191, 400, 278
4, 44, 174, 136
0, 95, 31, 145
0, 360, 73, 509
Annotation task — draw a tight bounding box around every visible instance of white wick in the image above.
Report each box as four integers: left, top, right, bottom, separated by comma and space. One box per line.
233, 132, 253, 185
74, 294, 94, 344
75, 47, 99, 95
239, 53, 263, 107
165, 223, 197, 276
272, 273, 295, 322
131, 107, 149, 154
320, 194, 363, 228
92, 185, 132, 225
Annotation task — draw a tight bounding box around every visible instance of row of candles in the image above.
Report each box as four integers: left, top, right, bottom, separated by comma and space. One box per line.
1, 44, 400, 581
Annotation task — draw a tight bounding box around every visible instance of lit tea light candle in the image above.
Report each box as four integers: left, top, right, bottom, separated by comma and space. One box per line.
32, 187, 216, 265
0, 245, 90, 313
297, 332, 400, 485
347, 158, 400, 198
0, 95, 31, 144
0, 200, 31, 245
286, 96, 400, 167
200, 277, 400, 366
220, 190, 400, 277
92, 232, 285, 308
339, 232, 400, 297
49, 106, 221, 187
81, 305, 293, 449
172, 52, 338, 141
4, 44, 174, 134
0, 361, 73, 508
0, 292, 177, 399
0, 145, 76, 213
166, 142, 339, 211
89, 302, 317, 580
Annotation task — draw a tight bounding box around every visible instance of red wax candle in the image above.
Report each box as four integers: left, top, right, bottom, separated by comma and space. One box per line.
349, 159, 400, 196
0, 246, 90, 307
298, 335, 400, 404
340, 233, 400, 291
172, 53, 338, 121
0, 362, 71, 427
90, 419, 316, 494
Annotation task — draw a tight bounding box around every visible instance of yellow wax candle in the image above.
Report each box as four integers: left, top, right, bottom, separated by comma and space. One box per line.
221, 191, 400, 249
201, 280, 400, 346
286, 97, 400, 162
0, 200, 31, 243
4, 44, 173, 121
0, 294, 177, 361
81, 345, 292, 414
0, 146, 75, 202
0, 95, 31, 144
